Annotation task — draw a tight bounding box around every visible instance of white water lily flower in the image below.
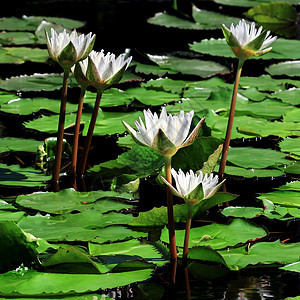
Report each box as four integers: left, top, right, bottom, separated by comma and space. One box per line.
221, 19, 277, 60
122, 107, 205, 157
162, 169, 224, 206
86, 50, 132, 91
45, 28, 96, 70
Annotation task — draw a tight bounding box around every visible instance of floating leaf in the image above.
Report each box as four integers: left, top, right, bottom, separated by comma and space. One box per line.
89, 239, 169, 271
0, 163, 51, 187
270, 88, 300, 106
0, 137, 42, 153
266, 61, 300, 77
227, 147, 290, 169
257, 190, 300, 208
0, 16, 84, 31
245, 2, 298, 38
280, 261, 300, 274
16, 189, 132, 214
135, 55, 229, 78
0, 269, 152, 296
211, 0, 300, 8
0, 221, 38, 273
222, 206, 264, 219
279, 137, 300, 158
0, 73, 78, 92
0, 97, 78, 115
0, 32, 37, 46
160, 218, 267, 250
190, 38, 300, 60
148, 7, 241, 30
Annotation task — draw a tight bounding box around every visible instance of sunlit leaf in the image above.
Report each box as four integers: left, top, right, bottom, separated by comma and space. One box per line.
190, 38, 300, 60
0, 269, 152, 296
16, 188, 133, 214
160, 218, 267, 249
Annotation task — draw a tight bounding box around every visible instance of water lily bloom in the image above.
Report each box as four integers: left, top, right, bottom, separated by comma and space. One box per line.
45, 28, 96, 70
72, 55, 91, 88
122, 107, 205, 157
86, 50, 132, 91
221, 19, 277, 61
162, 169, 224, 206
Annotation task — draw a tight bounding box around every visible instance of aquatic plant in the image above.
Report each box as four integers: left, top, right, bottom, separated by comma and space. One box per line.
45, 28, 95, 188
218, 20, 277, 188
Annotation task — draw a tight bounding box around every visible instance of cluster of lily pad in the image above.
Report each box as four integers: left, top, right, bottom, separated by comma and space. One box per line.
0, 2, 299, 299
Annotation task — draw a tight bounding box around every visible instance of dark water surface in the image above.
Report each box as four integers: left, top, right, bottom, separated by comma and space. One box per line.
1, 1, 300, 299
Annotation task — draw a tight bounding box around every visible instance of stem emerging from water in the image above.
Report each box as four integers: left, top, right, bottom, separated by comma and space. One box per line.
182, 205, 193, 261
52, 69, 69, 190
71, 86, 86, 189
218, 59, 244, 190
78, 90, 103, 177
164, 155, 177, 283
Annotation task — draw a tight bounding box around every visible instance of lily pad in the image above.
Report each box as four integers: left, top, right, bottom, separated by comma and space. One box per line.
148, 7, 242, 30
266, 61, 300, 77
245, 2, 298, 38
0, 163, 51, 187
0, 137, 42, 153
0, 269, 152, 296
16, 188, 133, 214
280, 261, 300, 274
279, 137, 300, 158
0, 73, 78, 92
190, 38, 300, 60
160, 218, 267, 250
257, 190, 300, 208
270, 88, 300, 106
17, 211, 144, 243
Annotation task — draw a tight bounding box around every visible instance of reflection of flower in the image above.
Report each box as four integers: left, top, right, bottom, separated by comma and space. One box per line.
86, 50, 132, 91
162, 169, 224, 206
221, 19, 277, 60
45, 28, 96, 70
122, 107, 205, 157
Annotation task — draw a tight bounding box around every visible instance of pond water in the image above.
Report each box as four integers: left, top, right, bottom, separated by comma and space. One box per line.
0, 0, 300, 299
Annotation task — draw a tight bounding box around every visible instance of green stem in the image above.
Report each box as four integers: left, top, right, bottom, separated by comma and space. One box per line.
78, 90, 103, 177
218, 59, 244, 188
165, 155, 177, 270
182, 205, 193, 261
52, 69, 69, 190
71, 86, 86, 189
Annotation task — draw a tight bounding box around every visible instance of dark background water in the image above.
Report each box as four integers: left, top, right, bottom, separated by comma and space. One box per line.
1, 1, 300, 299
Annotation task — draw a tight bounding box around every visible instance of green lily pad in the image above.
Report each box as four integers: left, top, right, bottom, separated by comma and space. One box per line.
148, 7, 242, 30
0, 137, 42, 153
89, 239, 169, 271
188, 240, 300, 270
160, 218, 267, 250
0, 211, 25, 222
266, 61, 300, 77
245, 2, 298, 38
190, 38, 300, 60
211, 0, 300, 8
16, 188, 133, 214
0, 221, 38, 273
270, 88, 300, 106
0, 269, 152, 296
0, 47, 49, 64
227, 147, 289, 169
0, 16, 84, 31
17, 211, 144, 243
0, 97, 78, 115
0, 32, 38, 45
222, 206, 264, 219
280, 261, 300, 274
0, 73, 78, 92
279, 137, 300, 158
135, 55, 229, 78
0, 163, 51, 187
257, 190, 300, 208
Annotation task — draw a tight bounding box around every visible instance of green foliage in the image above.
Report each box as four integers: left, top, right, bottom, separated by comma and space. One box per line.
245, 2, 298, 38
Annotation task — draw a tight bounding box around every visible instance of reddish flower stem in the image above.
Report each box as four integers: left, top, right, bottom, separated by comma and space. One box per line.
52, 70, 69, 190
71, 86, 86, 189
218, 59, 244, 190
165, 155, 177, 283
77, 90, 102, 177
182, 205, 193, 261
